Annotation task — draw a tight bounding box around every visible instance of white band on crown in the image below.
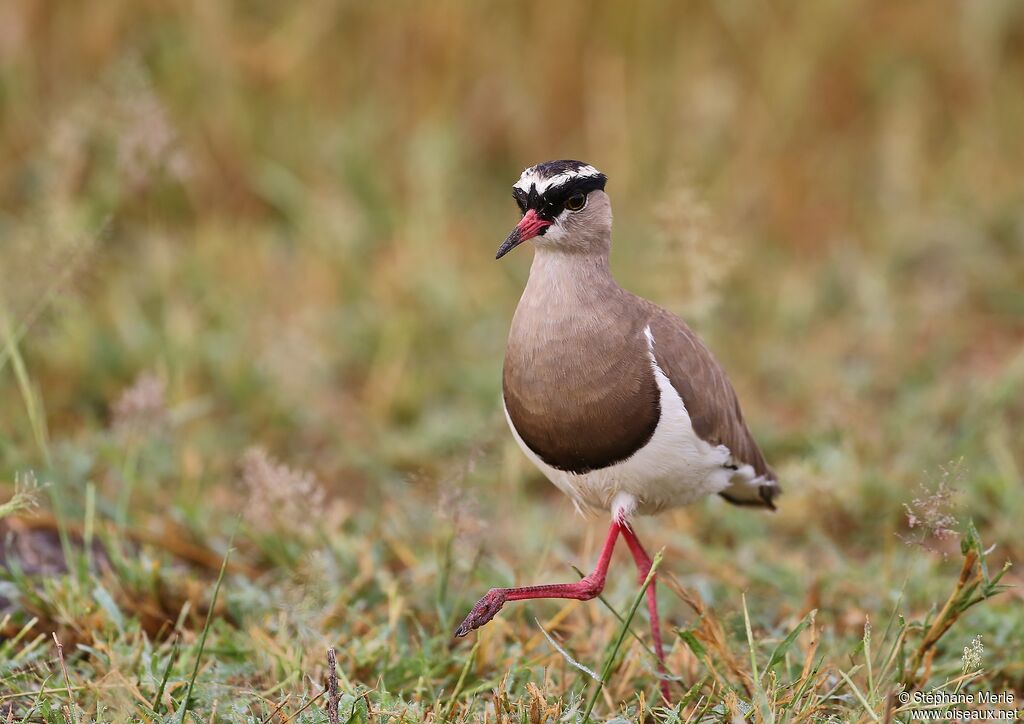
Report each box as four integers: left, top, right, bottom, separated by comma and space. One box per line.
513, 164, 603, 195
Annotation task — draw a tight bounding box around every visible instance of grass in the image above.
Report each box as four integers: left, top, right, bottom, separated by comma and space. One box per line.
1, 1, 1023, 721
581, 550, 663, 723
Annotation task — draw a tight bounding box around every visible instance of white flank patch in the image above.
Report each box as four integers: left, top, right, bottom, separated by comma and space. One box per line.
513, 164, 602, 195
504, 325, 748, 518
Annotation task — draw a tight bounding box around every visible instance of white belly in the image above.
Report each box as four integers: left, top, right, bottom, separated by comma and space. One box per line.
504, 327, 740, 518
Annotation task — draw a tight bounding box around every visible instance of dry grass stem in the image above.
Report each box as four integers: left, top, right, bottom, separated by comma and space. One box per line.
326, 647, 340, 724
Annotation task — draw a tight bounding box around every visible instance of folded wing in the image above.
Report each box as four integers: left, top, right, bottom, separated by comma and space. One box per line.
646, 308, 780, 509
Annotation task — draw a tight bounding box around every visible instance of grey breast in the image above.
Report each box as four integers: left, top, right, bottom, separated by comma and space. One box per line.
502, 296, 661, 474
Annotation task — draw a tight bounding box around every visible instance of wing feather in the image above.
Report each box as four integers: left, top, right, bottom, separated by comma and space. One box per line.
646, 308, 780, 509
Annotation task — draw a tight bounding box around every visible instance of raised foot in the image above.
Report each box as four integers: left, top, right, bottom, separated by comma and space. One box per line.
454, 588, 507, 637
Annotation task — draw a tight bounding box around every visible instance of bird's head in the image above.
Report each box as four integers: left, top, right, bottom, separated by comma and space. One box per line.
495, 160, 612, 260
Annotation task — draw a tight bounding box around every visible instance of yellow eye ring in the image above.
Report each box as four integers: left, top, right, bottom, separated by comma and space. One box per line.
565, 192, 586, 211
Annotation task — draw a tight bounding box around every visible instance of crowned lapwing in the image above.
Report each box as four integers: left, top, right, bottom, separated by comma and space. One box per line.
455, 160, 779, 700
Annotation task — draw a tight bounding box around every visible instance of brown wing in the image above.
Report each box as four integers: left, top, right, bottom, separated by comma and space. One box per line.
646, 307, 780, 509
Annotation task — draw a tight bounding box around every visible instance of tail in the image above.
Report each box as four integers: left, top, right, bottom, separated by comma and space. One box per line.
718, 465, 781, 510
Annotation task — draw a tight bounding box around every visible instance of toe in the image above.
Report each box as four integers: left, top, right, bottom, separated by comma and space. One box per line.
453, 619, 472, 637
453, 590, 505, 637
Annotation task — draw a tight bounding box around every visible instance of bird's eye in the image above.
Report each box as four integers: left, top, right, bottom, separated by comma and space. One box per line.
565, 192, 587, 212
514, 194, 526, 213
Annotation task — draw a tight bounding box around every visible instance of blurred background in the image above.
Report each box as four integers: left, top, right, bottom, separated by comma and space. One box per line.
0, 1, 1022, 720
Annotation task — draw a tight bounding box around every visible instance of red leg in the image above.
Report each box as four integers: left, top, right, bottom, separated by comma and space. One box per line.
454, 520, 621, 637
620, 523, 671, 702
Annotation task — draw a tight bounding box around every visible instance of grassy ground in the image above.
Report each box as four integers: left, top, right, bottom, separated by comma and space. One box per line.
1, 2, 1023, 721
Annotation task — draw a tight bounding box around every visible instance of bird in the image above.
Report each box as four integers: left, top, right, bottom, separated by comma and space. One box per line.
454, 160, 779, 701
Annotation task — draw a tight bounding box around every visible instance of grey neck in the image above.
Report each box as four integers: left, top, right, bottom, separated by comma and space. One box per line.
528, 245, 614, 289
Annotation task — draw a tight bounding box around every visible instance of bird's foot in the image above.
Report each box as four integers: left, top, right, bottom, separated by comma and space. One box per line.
454, 588, 506, 637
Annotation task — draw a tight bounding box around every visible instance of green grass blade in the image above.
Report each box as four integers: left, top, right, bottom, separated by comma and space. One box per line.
442, 639, 479, 722
742, 593, 773, 723
177, 524, 236, 722
153, 633, 181, 714
572, 563, 662, 664
581, 549, 663, 723
765, 609, 814, 674
838, 668, 881, 723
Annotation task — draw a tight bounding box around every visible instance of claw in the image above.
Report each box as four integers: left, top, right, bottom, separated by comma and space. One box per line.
454, 589, 506, 637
